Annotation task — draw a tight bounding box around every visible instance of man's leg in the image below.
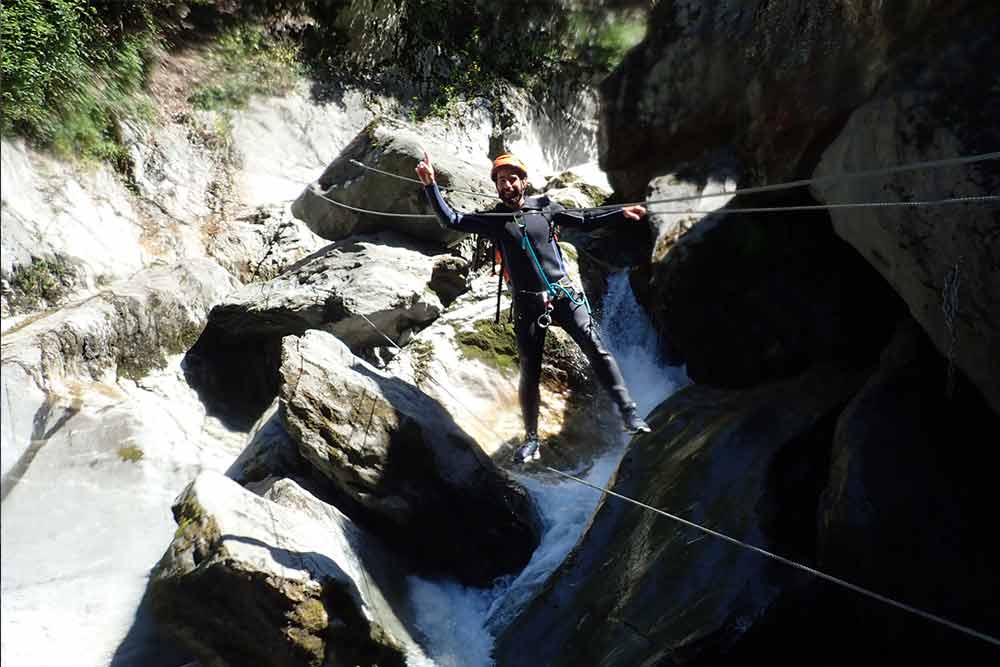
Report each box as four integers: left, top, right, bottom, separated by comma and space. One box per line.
555, 298, 650, 433
515, 299, 547, 438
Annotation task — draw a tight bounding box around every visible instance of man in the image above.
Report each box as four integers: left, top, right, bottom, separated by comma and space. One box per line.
416, 152, 651, 463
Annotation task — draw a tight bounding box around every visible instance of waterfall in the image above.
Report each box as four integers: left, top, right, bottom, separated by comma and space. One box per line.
403, 271, 689, 666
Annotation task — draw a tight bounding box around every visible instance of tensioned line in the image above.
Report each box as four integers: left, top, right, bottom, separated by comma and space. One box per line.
340, 150, 1000, 211
352, 312, 1000, 650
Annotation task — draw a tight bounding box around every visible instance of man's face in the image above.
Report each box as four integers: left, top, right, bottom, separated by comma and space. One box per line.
495, 167, 527, 209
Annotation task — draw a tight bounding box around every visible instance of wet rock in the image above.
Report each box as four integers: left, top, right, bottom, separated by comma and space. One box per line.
495, 365, 865, 666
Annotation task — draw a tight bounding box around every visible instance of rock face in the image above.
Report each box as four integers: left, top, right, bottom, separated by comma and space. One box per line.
813, 318, 1000, 662
599, 0, 993, 199
811, 28, 1000, 414
494, 366, 864, 666
1, 259, 238, 480
647, 210, 902, 388
291, 117, 495, 245
150, 471, 426, 667
279, 330, 542, 586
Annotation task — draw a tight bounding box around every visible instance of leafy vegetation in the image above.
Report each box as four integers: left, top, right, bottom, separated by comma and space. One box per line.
7, 256, 73, 310
0, 0, 162, 161
188, 24, 302, 111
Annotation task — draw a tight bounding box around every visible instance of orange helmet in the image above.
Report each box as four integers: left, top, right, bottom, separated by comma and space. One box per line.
490, 153, 528, 181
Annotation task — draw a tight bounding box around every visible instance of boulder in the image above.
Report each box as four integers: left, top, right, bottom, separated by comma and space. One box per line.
811, 29, 1000, 414
279, 329, 541, 586
185, 232, 446, 426
291, 117, 495, 245
599, 1, 996, 200
150, 471, 427, 667
206, 232, 444, 347
206, 203, 329, 283
494, 365, 865, 666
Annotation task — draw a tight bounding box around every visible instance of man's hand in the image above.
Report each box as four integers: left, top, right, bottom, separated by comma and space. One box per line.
622, 205, 646, 221
415, 151, 436, 185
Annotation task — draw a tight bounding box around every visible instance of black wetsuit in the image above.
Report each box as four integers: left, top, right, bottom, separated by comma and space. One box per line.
424, 183, 638, 436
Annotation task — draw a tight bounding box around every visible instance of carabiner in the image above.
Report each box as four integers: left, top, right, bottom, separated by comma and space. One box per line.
537, 301, 553, 328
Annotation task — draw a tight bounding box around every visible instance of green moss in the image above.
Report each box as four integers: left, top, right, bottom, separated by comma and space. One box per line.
8, 256, 73, 311
118, 444, 144, 463
409, 339, 435, 386
456, 319, 519, 371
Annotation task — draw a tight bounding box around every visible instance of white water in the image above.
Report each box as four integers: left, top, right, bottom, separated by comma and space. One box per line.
404, 272, 689, 666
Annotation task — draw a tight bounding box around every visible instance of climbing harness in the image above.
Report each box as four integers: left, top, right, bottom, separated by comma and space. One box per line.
514, 210, 591, 325
353, 309, 1000, 650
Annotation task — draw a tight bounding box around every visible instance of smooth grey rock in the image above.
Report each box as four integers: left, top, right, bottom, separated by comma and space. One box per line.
150, 471, 427, 667
291, 117, 495, 245
279, 329, 541, 586
207, 231, 444, 350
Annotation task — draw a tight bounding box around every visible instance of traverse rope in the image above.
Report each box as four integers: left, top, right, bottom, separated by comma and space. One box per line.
335, 150, 1000, 213
352, 310, 1000, 650
314, 188, 1000, 219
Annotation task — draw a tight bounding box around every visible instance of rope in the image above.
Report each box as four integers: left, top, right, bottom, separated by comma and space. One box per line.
314, 188, 1000, 221
348, 310, 1000, 649
542, 465, 1000, 648
580, 150, 1000, 212
340, 150, 1000, 213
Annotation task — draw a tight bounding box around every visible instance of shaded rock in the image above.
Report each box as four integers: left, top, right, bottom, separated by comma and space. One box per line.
427, 254, 470, 306
279, 329, 541, 586
599, 1, 995, 200
647, 208, 903, 387
811, 28, 1000, 415
150, 471, 426, 667
494, 365, 864, 666
810, 318, 1000, 661
226, 398, 307, 487
291, 117, 495, 245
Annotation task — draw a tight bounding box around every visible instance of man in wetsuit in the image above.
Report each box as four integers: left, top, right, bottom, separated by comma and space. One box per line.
416, 152, 651, 463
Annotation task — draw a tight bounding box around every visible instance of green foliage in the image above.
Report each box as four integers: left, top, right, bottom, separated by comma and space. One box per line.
8, 257, 73, 310
188, 24, 302, 111
0, 0, 161, 160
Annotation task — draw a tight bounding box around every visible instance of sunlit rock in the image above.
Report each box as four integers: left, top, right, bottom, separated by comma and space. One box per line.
151, 471, 427, 667
279, 329, 542, 586
291, 116, 495, 245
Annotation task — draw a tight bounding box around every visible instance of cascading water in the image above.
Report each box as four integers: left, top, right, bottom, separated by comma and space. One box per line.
403, 271, 689, 666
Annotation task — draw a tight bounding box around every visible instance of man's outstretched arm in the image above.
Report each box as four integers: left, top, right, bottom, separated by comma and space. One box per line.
552, 203, 647, 228
417, 151, 498, 236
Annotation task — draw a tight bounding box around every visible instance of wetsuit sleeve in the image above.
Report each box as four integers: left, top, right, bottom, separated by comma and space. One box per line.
423, 184, 501, 238
551, 207, 629, 228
